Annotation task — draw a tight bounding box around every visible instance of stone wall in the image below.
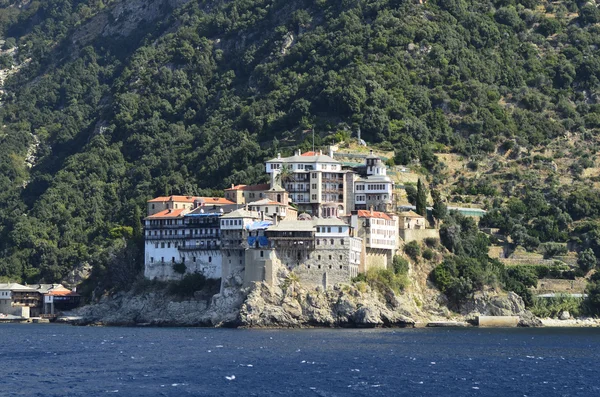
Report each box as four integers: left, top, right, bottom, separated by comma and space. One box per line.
243, 249, 269, 287
221, 249, 246, 292
533, 278, 587, 294
294, 261, 356, 289
399, 228, 440, 243
365, 249, 390, 271
279, 246, 359, 287
500, 258, 556, 266
146, 250, 222, 281
242, 244, 359, 289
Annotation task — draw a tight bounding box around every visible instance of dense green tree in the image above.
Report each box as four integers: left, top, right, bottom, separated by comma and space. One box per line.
431, 189, 447, 223
416, 179, 427, 217
577, 248, 597, 273
0, 0, 598, 288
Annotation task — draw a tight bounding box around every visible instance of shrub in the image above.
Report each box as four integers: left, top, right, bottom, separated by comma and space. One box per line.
168, 272, 218, 298
578, 248, 597, 273
422, 248, 434, 260
392, 256, 409, 275
172, 262, 187, 275
538, 242, 568, 258
360, 268, 409, 295
530, 295, 583, 318
424, 237, 439, 248
404, 241, 421, 260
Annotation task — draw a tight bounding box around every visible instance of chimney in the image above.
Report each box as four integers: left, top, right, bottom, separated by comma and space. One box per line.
370, 149, 373, 156
370, 205, 374, 215
319, 149, 323, 155
329, 146, 334, 158
296, 149, 301, 156
277, 153, 281, 159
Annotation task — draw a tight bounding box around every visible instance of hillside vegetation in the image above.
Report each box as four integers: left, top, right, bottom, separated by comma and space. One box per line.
0, 0, 600, 294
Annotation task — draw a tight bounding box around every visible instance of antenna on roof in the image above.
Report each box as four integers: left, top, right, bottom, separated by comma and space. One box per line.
312, 127, 315, 153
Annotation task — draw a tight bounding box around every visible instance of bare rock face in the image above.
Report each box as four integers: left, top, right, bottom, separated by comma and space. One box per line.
238, 282, 416, 328
459, 291, 542, 327
75, 280, 246, 327
352, 306, 383, 327
63, 262, 93, 289
559, 311, 571, 320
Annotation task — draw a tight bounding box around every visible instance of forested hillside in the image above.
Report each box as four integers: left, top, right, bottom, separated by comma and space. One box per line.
0, 0, 600, 288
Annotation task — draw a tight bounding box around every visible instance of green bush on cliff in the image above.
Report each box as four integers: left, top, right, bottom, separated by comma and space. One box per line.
167, 272, 219, 298
404, 241, 421, 261
530, 294, 583, 318
432, 212, 538, 306
392, 255, 409, 275
353, 268, 409, 295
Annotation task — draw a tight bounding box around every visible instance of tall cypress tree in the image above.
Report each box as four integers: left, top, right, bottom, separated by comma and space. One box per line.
416, 179, 427, 216
432, 189, 447, 222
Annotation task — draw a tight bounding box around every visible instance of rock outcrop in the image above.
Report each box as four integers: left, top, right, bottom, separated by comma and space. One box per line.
75, 283, 246, 327
239, 282, 416, 328
460, 290, 542, 327
75, 280, 420, 328
74, 268, 541, 328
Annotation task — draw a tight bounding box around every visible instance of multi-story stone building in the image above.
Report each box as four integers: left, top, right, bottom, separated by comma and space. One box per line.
224, 184, 271, 205
265, 149, 394, 216
147, 195, 198, 216
347, 209, 398, 272
265, 149, 350, 217
219, 208, 266, 291
144, 208, 188, 280
0, 283, 42, 318
178, 209, 223, 278
247, 198, 297, 221
244, 218, 362, 289
353, 151, 395, 212
398, 210, 427, 230
143, 204, 224, 280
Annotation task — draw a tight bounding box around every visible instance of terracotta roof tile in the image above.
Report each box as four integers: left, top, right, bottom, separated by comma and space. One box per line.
356, 210, 391, 220
47, 289, 79, 297
145, 209, 187, 219
196, 197, 235, 205
147, 195, 197, 203
225, 184, 270, 192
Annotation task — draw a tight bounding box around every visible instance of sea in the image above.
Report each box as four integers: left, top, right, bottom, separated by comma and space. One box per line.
0, 324, 598, 396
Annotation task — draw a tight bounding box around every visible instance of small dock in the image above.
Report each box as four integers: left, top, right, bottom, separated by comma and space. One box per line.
426, 321, 470, 327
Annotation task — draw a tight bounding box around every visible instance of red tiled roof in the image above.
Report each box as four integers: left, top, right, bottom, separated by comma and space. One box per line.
301, 151, 318, 156
146, 209, 187, 219
147, 195, 197, 203
225, 184, 270, 192
196, 197, 235, 205
47, 289, 80, 297
357, 210, 391, 220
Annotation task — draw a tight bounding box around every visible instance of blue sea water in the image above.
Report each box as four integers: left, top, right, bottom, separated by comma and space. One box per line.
0, 324, 599, 396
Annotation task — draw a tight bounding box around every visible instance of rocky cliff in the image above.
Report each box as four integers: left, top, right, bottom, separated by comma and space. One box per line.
74, 279, 540, 328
